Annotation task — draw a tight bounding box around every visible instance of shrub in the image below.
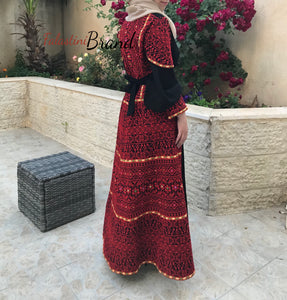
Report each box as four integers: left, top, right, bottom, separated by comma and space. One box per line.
73, 47, 127, 91
0, 49, 50, 78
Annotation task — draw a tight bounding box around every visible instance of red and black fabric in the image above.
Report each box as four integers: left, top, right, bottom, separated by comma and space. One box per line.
103, 13, 195, 280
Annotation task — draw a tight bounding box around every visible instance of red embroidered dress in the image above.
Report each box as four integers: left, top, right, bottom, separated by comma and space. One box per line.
103, 13, 195, 280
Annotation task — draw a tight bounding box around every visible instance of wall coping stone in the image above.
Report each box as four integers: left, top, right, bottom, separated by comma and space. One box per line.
1, 77, 287, 121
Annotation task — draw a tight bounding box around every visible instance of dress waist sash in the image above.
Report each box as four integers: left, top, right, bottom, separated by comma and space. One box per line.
124, 73, 152, 116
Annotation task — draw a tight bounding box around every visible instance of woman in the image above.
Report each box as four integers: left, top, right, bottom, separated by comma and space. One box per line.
103, 0, 195, 280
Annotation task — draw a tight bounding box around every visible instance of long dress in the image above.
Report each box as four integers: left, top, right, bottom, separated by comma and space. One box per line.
103, 13, 195, 281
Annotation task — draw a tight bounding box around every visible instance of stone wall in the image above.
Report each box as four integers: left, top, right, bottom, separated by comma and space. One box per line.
0, 80, 28, 130
26, 77, 121, 167
209, 113, 287, 215
1, 77, 286, 215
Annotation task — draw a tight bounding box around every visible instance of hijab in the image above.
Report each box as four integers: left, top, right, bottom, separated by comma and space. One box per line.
125, 0, 177, 39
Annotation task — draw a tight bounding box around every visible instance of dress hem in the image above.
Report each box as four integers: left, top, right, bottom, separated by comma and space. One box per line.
103, 248, 195, 281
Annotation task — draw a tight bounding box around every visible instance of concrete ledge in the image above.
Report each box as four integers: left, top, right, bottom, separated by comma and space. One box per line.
0, 76, 286, 215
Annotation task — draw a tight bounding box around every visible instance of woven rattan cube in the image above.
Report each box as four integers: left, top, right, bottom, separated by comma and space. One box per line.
17, 151, 95, 232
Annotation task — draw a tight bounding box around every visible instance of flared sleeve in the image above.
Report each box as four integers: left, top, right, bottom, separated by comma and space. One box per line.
143, 13, 188, 118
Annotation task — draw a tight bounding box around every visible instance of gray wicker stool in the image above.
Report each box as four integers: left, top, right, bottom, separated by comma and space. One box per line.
17, 151, 95, 232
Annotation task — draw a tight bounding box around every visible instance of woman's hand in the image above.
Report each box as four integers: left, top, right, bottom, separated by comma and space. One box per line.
175, 112, 188, 148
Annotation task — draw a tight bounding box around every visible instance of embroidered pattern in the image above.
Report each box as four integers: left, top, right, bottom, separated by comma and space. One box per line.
138, 14, 151, 49
103, 13, 195, 281
147, 56, 174, 68
166, 95, 188, 119
111, 196, 188, 222
143, 14, 175, 68
103, 252, 196, 281
116, 149, 182, 163
123, 85, 145, 105
168, 106, 188, 119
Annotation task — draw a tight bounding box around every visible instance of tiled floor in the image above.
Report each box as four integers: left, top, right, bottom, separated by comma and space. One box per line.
0, 128, 287, 300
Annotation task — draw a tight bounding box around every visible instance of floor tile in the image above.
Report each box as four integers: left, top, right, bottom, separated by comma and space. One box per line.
234, 255, 287, 300
195, 233, 269, 287
248, 205, 287, 232
225, 216, 287, 261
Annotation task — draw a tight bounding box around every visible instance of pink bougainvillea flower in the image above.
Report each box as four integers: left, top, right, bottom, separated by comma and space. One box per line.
191, 65, 198, 72
190, 12, 197, 19
229, 77, 244, 88
177, 35, 185, 41
238, 78, 244, 84
216, 51, 229, 62
111, 0, 125, 11
176, 7, 194, 21
114, 10, 128, 24
175, 22, 189, 41
196, 19, 206, 32
179, 0, 200, 10
79, 66, 85, 72
183, 23, 189, 31
204, 78, 211, 85
225, 0, 256, 31
212, 8, 236, 23
188, 82, 194, 89
217, 22, 226, 31
180, 0, 188, 6
117, 0, 125, 9
200, 62, 208, 68
220, 71, 233, 81
211, 8, 237, 31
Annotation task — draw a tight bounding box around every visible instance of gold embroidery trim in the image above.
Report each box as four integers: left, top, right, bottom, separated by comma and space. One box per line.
123, 99, 143, 105
110, 197, 187, 222
168, 106, 188, 119
116, 149, 181, 163
147, 56, 174, 68
139, 84, 145, 98
103, 251, 196, 281
138, 14, 151, 48
123, 85, 145, 105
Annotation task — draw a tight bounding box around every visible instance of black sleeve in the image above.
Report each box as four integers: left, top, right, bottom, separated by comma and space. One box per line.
143, 61, 183, 113
152, 62, 182, 102
143, 13, 183, 113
